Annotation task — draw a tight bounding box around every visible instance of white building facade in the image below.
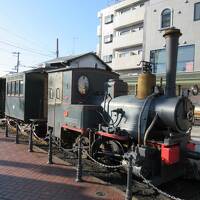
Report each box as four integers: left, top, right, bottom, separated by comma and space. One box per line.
97, 0, 200, 75
144, 0, 200, 73
97, 0, 147, 74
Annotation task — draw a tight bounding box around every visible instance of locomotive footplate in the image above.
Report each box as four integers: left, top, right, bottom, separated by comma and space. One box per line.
95, 131, 129, 141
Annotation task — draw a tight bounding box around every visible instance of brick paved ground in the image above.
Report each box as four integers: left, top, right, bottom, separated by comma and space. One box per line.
0, 129, 125, 200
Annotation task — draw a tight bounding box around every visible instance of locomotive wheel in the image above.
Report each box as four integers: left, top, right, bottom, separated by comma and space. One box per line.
91, 138, 124, 166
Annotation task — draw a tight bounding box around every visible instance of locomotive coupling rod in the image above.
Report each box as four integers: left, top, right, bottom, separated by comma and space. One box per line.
5, 118, 8, 137
76, 137, 83, 182
29, 122, 34, 152
125, 155, 133, 200
15, 122, 19, 144
47, 129, 53, 164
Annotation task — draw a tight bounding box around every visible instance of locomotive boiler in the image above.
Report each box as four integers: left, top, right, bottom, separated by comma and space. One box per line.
93, 28, 198, 184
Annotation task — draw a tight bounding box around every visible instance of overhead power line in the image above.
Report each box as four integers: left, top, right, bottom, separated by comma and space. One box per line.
0, 47, 12, 53
0, 25, 55, 55
0, 40, 53, 57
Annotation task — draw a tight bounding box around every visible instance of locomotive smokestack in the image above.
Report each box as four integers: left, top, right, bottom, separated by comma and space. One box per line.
163, 28, 182, 97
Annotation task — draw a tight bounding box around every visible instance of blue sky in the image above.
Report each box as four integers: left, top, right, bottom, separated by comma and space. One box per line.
0, 0, 114, 73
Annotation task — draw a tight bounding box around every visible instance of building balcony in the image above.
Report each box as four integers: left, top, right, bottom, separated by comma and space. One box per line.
114, 7, 144, 29
112, 54, 142, 70
113, 30, 143, 50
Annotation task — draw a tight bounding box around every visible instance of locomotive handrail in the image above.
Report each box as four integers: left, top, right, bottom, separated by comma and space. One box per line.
138, 93, 156, 146
143, 113, 158, 146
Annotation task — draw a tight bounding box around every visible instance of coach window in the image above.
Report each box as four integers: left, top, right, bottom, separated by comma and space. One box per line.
56, 88, 61, 99
19, 80, 24, 96
7, 82, 11, 96
15, 81, 19, 96
194, 2, 200, 21
49, 88, 53, 99
11, 81, 15, 96
161, 9, 171, 28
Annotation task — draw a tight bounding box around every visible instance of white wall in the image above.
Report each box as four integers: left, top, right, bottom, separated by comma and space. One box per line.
70, 54, 107, 69
144, 0, 200, 72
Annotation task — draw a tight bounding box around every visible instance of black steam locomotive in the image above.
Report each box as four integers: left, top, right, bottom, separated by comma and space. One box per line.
2, 28, 200, 185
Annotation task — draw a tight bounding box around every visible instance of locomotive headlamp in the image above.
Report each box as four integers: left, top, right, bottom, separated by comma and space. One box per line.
191, 85, 199, 96
78, 75, 89, 95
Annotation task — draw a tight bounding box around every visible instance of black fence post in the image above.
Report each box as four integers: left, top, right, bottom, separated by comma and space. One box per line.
76, 137, 83, 182
29, 122, 33, 152
125, 155, 133, 200
15, 122, 19, 144
5, 119, 8, 137
48, 129, 53, 164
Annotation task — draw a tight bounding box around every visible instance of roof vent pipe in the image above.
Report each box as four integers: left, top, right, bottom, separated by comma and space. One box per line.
163, 28, 182, 97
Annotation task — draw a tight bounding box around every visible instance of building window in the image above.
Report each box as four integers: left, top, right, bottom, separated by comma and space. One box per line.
103, 55, 112, 63
120, 7, 132, 15
105, 14, 113, 24
138, 26, 143, 30
140, 3, 144, 7
118, 5, 136, 15
138, 49, 143, 55
194, 2, 200, 21
118, 52, 129, 58
120, 29, 130, 36
104, 34, 113, 43
150, 45, 195, 73
161, 8, 171, 28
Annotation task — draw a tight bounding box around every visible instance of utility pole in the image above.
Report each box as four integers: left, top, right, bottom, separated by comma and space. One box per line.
56, 38, 59, 58
12, 52, 20, 73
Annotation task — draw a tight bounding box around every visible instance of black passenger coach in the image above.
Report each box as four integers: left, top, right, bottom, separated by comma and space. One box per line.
5, 68, 47, 122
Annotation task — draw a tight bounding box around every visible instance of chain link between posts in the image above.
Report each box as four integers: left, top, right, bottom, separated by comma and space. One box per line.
83, 149, 124, 169
139, 173, 184, 200
83, 149, 183, 200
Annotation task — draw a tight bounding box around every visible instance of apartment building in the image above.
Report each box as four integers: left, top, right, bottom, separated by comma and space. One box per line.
97, 0, 147, 74
144, 0, 200, 73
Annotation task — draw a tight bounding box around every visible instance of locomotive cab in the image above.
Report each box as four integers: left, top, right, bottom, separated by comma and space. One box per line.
47, 67, 119, 141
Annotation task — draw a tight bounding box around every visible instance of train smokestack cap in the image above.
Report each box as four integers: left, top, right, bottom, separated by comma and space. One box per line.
163, 28, 182, 38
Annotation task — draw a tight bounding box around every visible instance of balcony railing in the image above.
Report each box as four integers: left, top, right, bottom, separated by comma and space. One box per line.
114, 7, 144, 29
113, 30, 143, 50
